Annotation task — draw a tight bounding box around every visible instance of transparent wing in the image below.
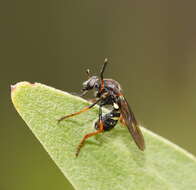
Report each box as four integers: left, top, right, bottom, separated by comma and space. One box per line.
118, 96, 145, 150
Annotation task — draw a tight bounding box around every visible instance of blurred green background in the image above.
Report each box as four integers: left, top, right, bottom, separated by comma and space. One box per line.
1, 1, 196, 190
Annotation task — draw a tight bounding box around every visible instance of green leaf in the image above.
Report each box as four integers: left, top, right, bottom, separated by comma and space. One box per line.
11, 81, 196, 190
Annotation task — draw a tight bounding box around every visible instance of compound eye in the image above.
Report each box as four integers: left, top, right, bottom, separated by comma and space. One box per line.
94, 83, 99, 89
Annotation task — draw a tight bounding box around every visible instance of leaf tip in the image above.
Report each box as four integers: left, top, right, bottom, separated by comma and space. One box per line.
11, 81, 34, 93
10, 84, 17, 92
10, 81, 37, 102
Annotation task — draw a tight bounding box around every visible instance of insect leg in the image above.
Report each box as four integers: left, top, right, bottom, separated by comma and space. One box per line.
98, 104, 103, 121
75, 106, 103, 157
87, 98, 99, 103
75, 121, 104, 157
119, 114, 126, 126
69, 91, 88, 97
58, 98, 101, 123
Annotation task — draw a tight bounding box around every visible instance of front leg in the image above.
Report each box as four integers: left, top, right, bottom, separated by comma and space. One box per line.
58, 98, 101, 123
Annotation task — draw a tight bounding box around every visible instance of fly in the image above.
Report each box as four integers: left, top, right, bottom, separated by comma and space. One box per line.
58, 59, 145, 156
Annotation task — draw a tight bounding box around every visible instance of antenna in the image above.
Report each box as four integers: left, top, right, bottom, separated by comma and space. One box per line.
86, 69, 91, 78
100, 58, 108, 80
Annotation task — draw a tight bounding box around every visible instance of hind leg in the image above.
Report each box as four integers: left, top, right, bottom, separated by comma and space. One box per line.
75, 105, 103, 157
76, 120, 104, 157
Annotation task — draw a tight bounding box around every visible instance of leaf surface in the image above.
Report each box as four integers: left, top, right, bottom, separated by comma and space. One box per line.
11, 82, 196, 190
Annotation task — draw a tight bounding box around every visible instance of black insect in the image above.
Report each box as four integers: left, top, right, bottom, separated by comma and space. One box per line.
58, 59, 145, 156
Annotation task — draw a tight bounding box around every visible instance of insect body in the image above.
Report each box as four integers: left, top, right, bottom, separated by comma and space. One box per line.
58, 59, 145, 156
94, 106, 120, 131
